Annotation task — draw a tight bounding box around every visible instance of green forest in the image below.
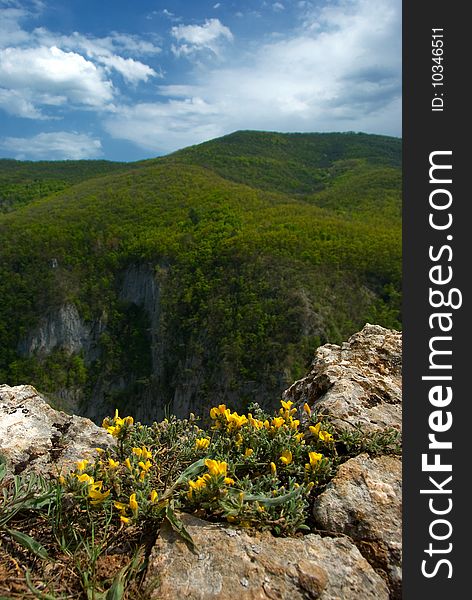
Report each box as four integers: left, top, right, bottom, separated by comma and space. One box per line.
0, 131, 401, 422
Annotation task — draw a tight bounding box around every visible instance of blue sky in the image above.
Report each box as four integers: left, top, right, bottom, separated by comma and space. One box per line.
0, 0, 401, 161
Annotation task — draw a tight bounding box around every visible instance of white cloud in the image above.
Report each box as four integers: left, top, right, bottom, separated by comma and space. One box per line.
0, 131, 102, 159
105, 0, 401, 154
0, 87, 50, 119
32, 29, 160, 84
0, 7, 31, 45
0, 46, 114, 107
104, 98, 223, 154
0, 6, 160, 119
273, 2, 285, 12
171, 18, 233, 57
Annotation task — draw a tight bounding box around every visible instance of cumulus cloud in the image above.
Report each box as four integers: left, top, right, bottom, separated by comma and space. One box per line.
0, 46, 114, 107
171, 18, 233, 57
0, 131, 102, 160
0, 87, 50, 119
0, 4, 160, 119
31, 29, 160, 84
105, 0, 401, 154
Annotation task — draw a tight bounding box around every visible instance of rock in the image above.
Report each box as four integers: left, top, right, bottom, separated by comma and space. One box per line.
144, 513, 390, 600
313, 453, 402, 598
284, 323, 402, 433
17, 303, 95, 358
0, 384, 114, 476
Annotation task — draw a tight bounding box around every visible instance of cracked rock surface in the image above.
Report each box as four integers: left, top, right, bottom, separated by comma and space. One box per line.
284, 323, 402, 433
0, 384, 114, 475
313, 453, 402, 599
144, 513, 390, 600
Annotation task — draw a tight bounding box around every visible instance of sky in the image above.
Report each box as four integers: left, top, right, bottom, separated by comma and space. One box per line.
0, 0, 401, 161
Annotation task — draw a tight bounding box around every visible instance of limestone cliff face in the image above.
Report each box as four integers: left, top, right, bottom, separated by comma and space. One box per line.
14, 260, 385, 426
18, 303, 101, 359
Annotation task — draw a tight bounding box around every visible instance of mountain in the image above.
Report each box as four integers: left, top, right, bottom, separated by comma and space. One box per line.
0, 131, 401, 422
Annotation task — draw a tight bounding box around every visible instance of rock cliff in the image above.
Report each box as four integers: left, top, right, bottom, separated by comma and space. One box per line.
0, 324, 402, 599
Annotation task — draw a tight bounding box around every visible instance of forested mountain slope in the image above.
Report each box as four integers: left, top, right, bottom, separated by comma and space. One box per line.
0, 131, 401, 422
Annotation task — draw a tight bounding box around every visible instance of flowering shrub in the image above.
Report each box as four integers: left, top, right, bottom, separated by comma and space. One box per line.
58, 400, 339, 537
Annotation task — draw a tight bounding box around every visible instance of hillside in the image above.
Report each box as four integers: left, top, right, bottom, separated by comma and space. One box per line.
0, 159, 132, 212
0, 131, 401, 422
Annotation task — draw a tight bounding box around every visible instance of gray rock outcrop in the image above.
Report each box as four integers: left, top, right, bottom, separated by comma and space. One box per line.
17, 303, 94, 358
0, 384, 114, 476
144, 513, 390, 600
284, 323, 402, 433
313, 453, 402, 599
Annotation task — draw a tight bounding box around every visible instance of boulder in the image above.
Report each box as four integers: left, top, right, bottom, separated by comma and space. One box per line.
313, 453, 402, 598
0, 384, 114, 475
144, 513, 390, 600
284, 323, 402, 433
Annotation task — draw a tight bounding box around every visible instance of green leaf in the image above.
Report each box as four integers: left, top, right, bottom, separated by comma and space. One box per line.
6, 527, 50, 560
164, 504, 195, 549
0, 458, 7, 483
105, 550, 144, 600
174, 458, 206, 486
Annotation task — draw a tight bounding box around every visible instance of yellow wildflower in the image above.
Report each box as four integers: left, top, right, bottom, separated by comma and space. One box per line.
280, 399, 294, 410
77, 473, 94, 485
114, 501, 128, 513
129, 493, 139, 513
141, 446, 152, 460
124, 416, 134, 426
195, 437, 211, 450
138, 460, 152, 473
132, 447, 143, 458
226, 412, 248, 430
120, 515, 130, 525
303, 403, 311, 416
244, 448, 254, 458
150, 490, 158, 504
306, 451, 323, 469
76, 459, 88, 472
271, 417, 285, 429
295, 432, 305, 442
309, 423, 322, 438
205, 458, 228, 476
209, 404, 228, 419
125, 457, 132, 470
270, 462, 277, 476
319, 430, 334, 443
224, 477, 235, 485
95, 447, 105, 454
108, 458, 120, 469
106, 425, 122, 437
279, 450, 293, 465
88, 482, 111, 505
187, 475, 210, 499
248, 414, 264, 429
234, 433, 243, 447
